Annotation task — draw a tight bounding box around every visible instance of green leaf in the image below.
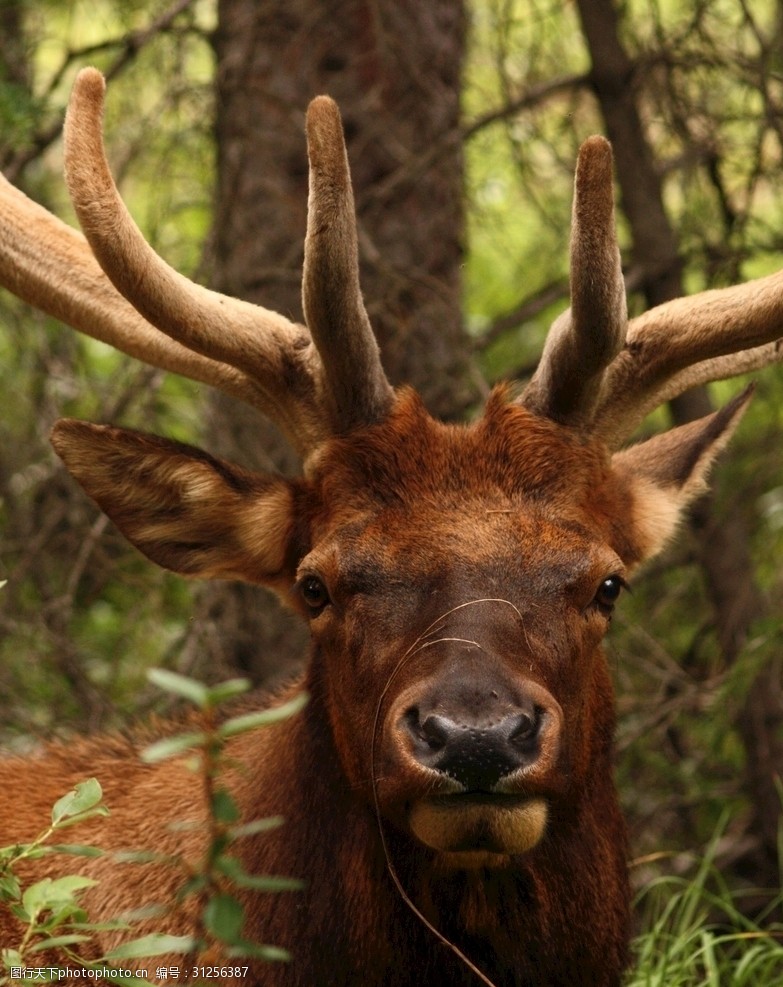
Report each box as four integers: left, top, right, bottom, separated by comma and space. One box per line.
107, 903, 167, 925
147, 668, 209, 707
112, 848, 171, 865
38, 901, 87, 931
21, 877, 50, 916
22, 874, 98, 915
52, 806, 110, 829
203, 893, 244, 944
12, 845, 52, 859
176, 873, 208, 899
212, 788, 240, 824
218, 692, 308, 738
203, 677, 251, 706
227, 942, 291, 962
0, 873, 21, 901
229, 816, 284, 840
141, 731, 206, 763
31, 933, 91, 951
50, 843, 105, 858
216, 857, 303, 892
51, 779, 104, 825
47, 875, 99, 896
104, 932, 197, 960
234, 873, 304, 892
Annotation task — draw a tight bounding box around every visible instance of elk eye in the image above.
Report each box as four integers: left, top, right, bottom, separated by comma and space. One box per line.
594, 575, 626, 612
300, 576, 330, 613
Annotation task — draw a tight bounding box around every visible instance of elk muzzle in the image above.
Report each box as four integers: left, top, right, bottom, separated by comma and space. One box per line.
393, 673, 563, 860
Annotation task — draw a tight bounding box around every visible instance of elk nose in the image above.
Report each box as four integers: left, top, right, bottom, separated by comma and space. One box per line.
405, 706, 542, 790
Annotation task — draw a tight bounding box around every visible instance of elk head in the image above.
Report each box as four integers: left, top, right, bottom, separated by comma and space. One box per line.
1, 69, 781, 869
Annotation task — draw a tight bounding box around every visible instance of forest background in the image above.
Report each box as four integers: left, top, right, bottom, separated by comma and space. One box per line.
0, 0, 781, 964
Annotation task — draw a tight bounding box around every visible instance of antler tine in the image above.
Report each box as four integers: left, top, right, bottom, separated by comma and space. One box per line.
521, 136, 627, 426
64, 67, 328, 455
0, 172, 286, 415
594, 273, 783, 447
303, 96, 394, 433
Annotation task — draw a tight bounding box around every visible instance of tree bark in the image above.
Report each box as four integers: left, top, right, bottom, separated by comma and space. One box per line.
575, 0, 782, 883
196, 0, 479, 684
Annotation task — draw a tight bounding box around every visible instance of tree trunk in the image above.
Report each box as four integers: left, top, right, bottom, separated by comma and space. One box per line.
575, 0, 782, 884
195, 0, 479, 685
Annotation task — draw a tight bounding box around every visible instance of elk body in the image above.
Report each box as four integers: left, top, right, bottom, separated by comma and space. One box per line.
1, 69, 782, 986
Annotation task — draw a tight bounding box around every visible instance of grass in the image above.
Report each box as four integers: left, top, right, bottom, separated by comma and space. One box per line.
628, 820, 783, 986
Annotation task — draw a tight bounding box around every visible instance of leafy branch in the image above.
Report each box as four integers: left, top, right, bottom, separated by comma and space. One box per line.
0, 672, 306, 981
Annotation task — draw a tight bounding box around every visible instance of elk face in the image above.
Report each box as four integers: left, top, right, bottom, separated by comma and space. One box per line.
51, 376, 749, 871
51, 367, 748, 869
298, 486, 612, 865
277, 387, 744, 866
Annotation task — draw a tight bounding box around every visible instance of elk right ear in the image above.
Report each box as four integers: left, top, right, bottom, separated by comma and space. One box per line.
611, 387, 753, 565
51, 420, 298, 589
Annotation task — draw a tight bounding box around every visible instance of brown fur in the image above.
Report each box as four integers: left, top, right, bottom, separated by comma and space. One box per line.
0, 387, 747, 986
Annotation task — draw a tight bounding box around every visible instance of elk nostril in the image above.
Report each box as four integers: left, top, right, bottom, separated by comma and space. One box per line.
510, 707, 541, 748
419, 713, 451, 750
404, 708, 452, 751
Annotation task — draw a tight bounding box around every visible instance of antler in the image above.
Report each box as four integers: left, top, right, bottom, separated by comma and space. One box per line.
2, 70, 782, 455
0, 170, 269, 409
521, 136, 627, 427
594, 282, 783, 445
303, 96, 394, 433
1, 68, 393, 459
523, 137, 783, 445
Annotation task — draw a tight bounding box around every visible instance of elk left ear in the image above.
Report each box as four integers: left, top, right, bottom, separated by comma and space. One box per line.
51, 419, 298, 590
611, 387, 754, 563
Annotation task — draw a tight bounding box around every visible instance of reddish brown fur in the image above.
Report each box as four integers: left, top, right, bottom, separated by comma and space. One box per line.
0, 386, 746, 986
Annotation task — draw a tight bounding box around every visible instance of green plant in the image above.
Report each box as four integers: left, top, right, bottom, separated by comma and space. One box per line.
0, 777, 157, 984
629, 817, 783, 986
0, 671, 306, 982
140, 670, 305, 969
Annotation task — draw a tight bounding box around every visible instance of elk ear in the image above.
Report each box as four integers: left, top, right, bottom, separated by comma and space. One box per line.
611, 387, 753, 563
51, 420, 298, 589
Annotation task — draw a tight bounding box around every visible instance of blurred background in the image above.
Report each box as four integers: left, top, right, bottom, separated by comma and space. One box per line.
0, 0, 781, 940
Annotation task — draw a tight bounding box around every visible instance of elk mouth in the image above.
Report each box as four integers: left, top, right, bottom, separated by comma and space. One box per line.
408, 792, 548, 859
433, 792, 528, 808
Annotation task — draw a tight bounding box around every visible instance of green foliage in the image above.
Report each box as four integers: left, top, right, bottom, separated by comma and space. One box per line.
629, 818, 783, 986
0, 778, 134, 983
0, 82, 45, 155
137, 670, 305, 966
0, 674, 305, 980
464, 0, 599, 368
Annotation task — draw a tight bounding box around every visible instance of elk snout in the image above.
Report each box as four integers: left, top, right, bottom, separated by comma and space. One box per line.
405, 705, 543, 790
395, 680, 563, 860
402, 681, 562, 792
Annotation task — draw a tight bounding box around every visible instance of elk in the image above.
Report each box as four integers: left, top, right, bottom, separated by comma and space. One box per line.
0, 67, 781, 986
